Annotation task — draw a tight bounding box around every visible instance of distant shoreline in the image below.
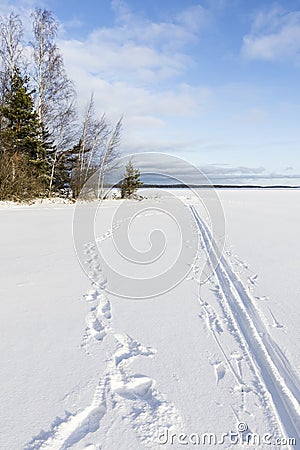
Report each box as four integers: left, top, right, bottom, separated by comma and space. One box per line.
139, 184, 300, 189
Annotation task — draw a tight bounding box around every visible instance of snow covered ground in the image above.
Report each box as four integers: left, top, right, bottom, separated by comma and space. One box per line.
0, 190, 299, 449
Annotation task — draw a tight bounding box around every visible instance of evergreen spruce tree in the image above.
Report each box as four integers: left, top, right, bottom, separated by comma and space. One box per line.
120, 160, 143, 199
0, 67, 52, 199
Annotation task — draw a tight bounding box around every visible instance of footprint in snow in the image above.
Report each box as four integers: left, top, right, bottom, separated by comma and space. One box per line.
81, 286, 112, 350
84, 289, 99, 303
248, 274, 258, 285
213, 318, 223, 334
213, 362, 226, 385
254, 295, 269, 301
111, 374, 153, 400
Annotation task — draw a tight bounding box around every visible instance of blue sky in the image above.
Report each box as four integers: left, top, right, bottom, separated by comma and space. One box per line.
2, 0, 300, 184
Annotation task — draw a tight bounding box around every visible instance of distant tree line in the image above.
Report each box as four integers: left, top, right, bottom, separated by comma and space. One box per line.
0, 9, 121, 201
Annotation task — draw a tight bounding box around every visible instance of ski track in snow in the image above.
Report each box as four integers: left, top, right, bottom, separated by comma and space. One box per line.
25, 239, 182, 450
190, 205, 300, 448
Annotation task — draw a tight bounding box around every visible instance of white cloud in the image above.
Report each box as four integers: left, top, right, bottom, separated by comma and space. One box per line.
120, 136, 205, 154
59, 37, 189, 85
109, 0, 210, 49
242, 6, 300, 62
125, 115, 165, 128
176, 4, 211, 33
59, 1, 211, 87
57, 0, 212, 125
58, 60, 211, 119
202, 164, 265, 176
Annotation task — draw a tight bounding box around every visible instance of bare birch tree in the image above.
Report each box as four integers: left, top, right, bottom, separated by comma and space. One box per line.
31, 8, 57, 123
70, 95, 107, 198
0, 12, 23, 79
98, 116, 122, 198
48, 97, 78, 195
30, 8, 77, 195
70, 94, 121, 199
0, 12, 23, 138
0, 13, 24, 191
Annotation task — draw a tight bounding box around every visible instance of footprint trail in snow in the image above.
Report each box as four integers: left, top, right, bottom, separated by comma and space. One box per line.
25, 239, 182, 449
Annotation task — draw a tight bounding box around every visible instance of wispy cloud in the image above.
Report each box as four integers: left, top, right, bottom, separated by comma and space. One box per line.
201, 164, 300, 184
130, 158, 300, 185
110, 0, 210, 47
60, 1, 210, 86
57, 0, 212, 126
242, 6, 300, 63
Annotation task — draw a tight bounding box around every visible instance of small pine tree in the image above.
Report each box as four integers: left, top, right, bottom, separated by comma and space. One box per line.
120, 160, 143, 199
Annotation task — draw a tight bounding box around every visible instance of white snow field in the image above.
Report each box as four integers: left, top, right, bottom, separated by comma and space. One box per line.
0, 190, 299, 450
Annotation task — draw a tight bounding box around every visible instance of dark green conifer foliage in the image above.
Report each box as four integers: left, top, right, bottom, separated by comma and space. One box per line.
3, 67, 50, 164
120, 160, 143, 199
0, 67, 53, 199
1, 67, 52, 181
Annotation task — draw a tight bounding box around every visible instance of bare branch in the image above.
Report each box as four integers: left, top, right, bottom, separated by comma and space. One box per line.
0, 12, 23, 79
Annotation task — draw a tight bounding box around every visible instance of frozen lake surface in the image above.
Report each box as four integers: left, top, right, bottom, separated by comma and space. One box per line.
0, 190, 299, 449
